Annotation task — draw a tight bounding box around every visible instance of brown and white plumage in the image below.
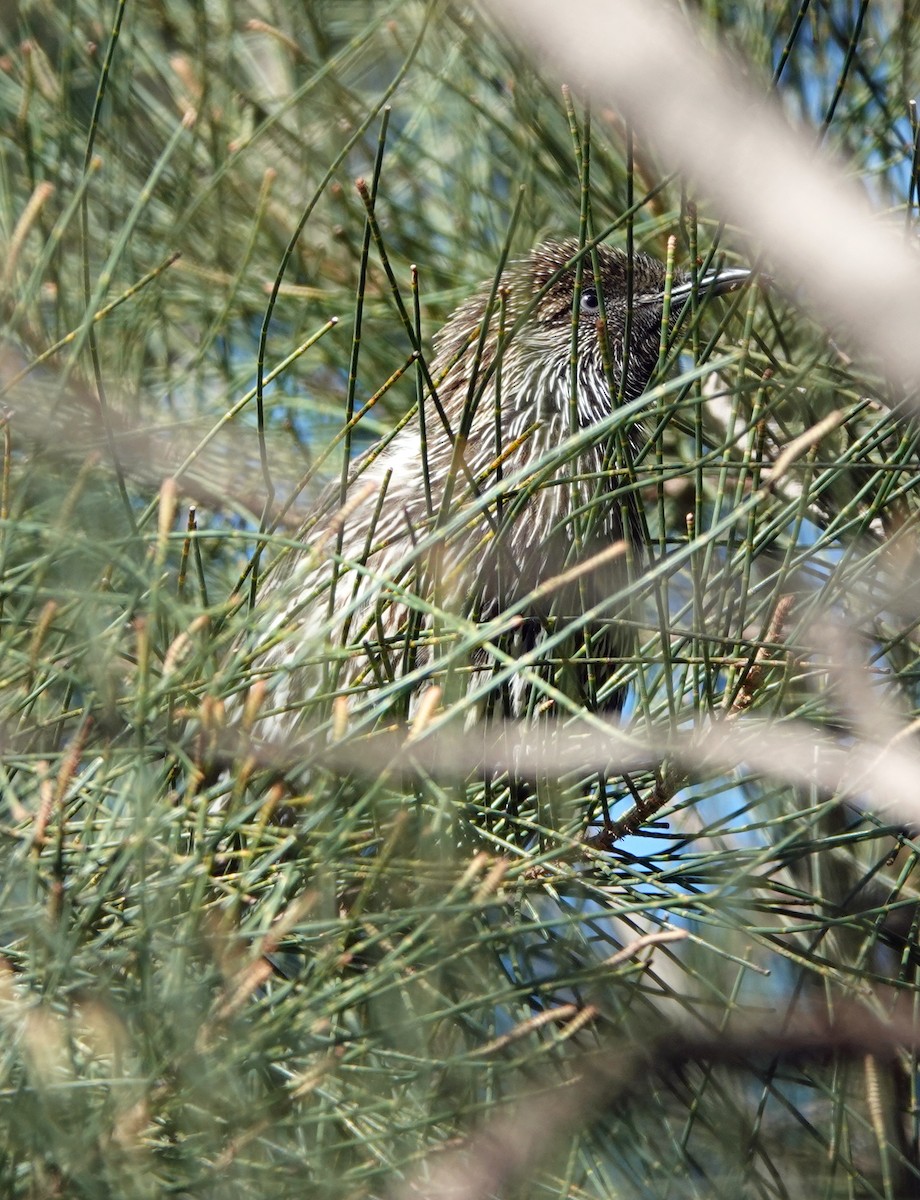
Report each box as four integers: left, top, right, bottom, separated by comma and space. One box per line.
248, 239, 746, 736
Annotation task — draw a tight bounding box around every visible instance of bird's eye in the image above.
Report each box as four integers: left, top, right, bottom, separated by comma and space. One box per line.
580, 288, 599, 313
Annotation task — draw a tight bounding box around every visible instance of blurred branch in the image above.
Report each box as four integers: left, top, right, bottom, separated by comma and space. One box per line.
405, 1007, 920, 1200
491, 0, 920, 392
0, 340, 325, 526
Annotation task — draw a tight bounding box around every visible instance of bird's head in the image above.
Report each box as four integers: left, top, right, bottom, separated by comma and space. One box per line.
522, 238, 749, 401
430, 238, 750, 426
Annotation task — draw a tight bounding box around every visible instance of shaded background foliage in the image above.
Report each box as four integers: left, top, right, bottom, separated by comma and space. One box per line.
0, 1, 919, 1197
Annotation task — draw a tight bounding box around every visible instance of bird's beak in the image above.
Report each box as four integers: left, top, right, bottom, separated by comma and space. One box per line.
666, 266, 752, 307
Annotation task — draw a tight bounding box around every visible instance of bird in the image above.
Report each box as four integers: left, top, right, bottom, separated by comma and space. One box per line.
245, 238, 749, 756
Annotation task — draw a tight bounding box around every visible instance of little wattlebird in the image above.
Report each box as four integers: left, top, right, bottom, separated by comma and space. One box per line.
246, 238, 749, 760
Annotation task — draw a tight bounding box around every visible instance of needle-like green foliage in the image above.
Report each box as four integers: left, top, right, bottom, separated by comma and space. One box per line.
0, 3, 919, 1197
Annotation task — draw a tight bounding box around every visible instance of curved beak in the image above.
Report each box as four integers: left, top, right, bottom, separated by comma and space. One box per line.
666, 266, 752, 307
